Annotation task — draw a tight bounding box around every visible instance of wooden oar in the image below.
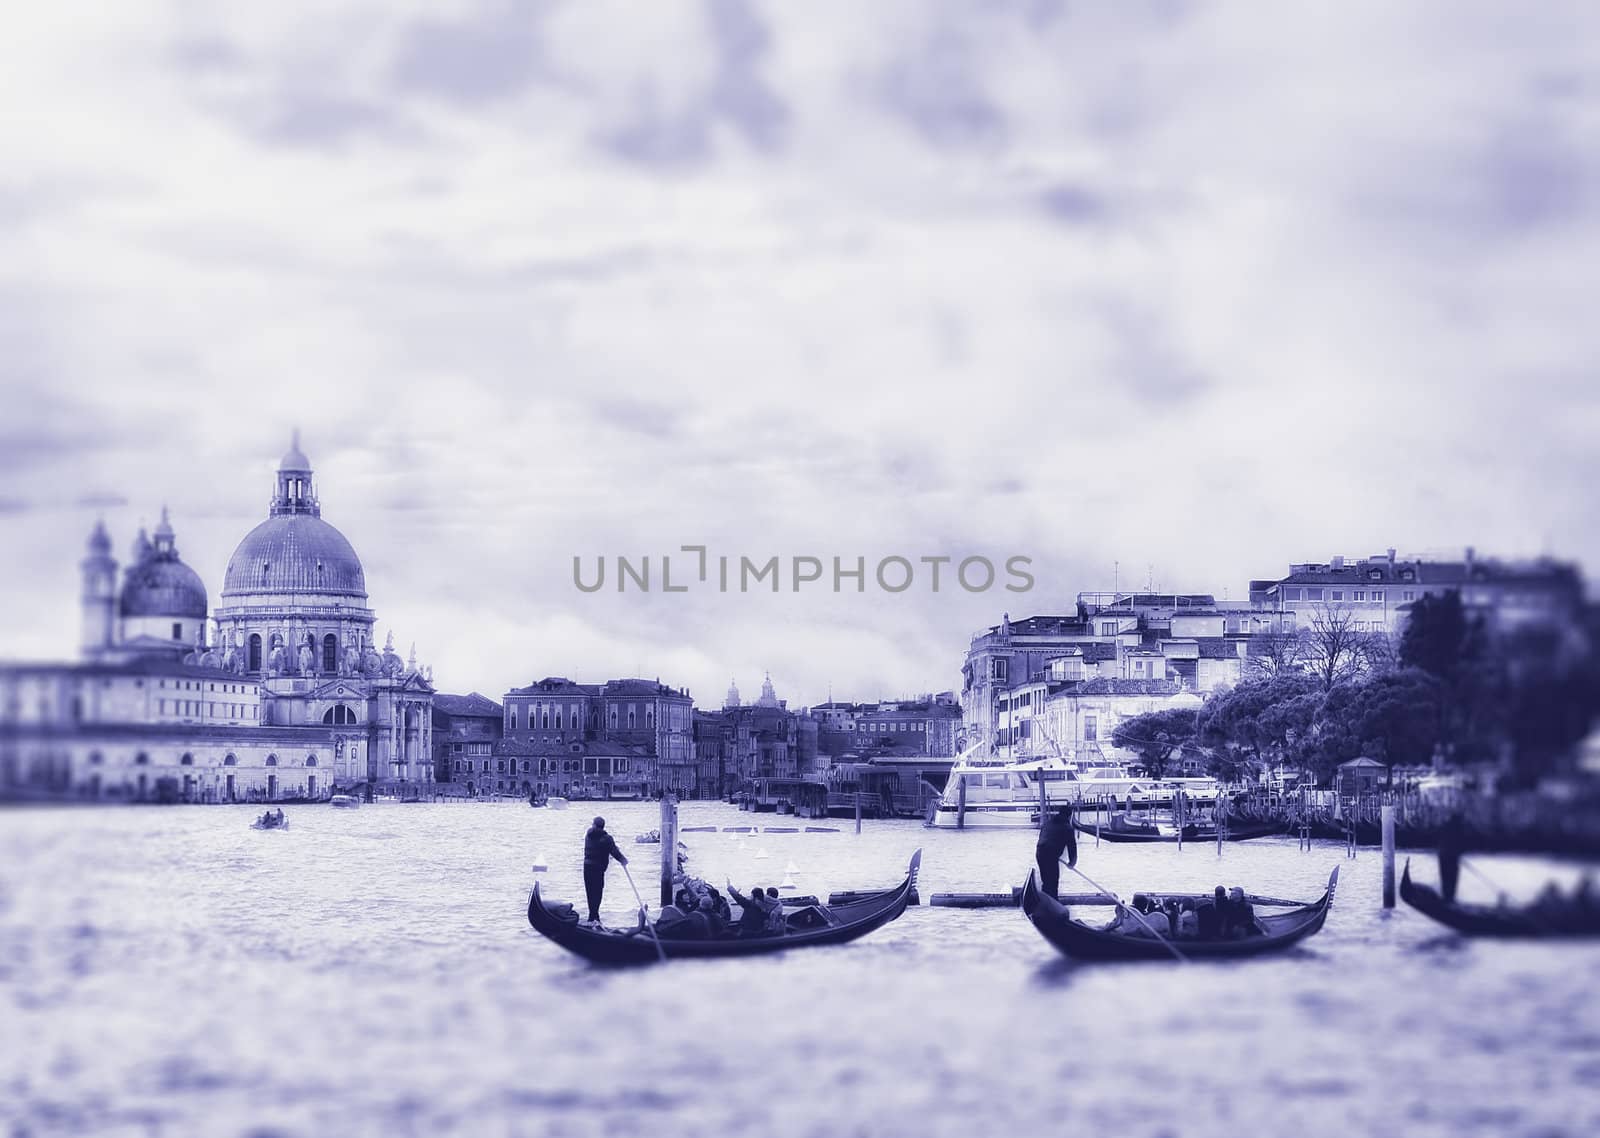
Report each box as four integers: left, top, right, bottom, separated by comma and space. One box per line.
621, 863, 668, 963
1065, 861, 1189, 964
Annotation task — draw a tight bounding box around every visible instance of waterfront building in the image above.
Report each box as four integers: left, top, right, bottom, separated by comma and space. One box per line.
960, 602, 1246, 752
1250, 549, 1586, 637
432, 693, 504, 788
997, 676, 1205, 771
491, 676, 693, 799
0, 435, 435, 802
694, 676, 820, 795
812, 694, 962, 761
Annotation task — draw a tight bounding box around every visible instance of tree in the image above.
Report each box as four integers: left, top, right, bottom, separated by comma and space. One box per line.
1301, 604, 1374, 690
1110, 708, 1198, 779
1195, 673, 1322, 781
1300, 668, 1447, 783
1245, 632, 1304, 678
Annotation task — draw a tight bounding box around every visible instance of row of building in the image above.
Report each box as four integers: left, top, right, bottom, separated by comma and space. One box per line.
959, 550, 1590, 771
2, 437, 1587, 803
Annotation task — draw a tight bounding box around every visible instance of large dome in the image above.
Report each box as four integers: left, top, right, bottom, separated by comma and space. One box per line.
222, 515, 367, 599
120, 557, 208, 618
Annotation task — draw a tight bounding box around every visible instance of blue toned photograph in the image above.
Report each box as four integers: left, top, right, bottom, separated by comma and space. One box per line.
2, 4, 1598, 1138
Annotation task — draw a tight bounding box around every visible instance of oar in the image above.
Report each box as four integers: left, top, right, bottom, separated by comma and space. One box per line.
1064, 861, 1189, 964
621, 863, 667, 963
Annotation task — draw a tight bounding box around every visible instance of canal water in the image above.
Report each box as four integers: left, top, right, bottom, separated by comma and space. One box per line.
1, 802, 1596, 1138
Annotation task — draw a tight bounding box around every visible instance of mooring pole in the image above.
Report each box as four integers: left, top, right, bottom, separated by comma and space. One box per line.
855, 790, 863, 835
660, 793, 678, 908
956, 774, 967, 831
1038, 775, 1047, 831
1381, 803, 1396, 909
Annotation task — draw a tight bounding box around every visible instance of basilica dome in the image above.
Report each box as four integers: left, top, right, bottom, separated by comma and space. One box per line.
222, 515, 367, 599
120, 550, 208, 618
119, 509, 208, 619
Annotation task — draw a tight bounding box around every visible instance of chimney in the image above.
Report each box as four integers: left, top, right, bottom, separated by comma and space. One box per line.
1387, 548, 1396, 565
1331, 556, 1344, 570
1465, 546, 1475, 572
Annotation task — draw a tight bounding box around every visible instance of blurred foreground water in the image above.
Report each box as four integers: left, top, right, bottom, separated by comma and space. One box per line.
1, 801, 1597, 1138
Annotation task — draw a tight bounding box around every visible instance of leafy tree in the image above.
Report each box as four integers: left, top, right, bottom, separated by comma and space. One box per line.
1299, 668, 1446, 782
1110, 708, 1198, 779
1195, 673, 1322, 781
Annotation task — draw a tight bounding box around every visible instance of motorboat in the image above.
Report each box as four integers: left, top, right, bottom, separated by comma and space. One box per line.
926, 753, 1218, 829
330, 794, 360, 809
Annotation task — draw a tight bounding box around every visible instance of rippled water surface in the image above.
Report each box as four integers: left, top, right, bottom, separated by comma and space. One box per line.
2, 802, 1598, 1138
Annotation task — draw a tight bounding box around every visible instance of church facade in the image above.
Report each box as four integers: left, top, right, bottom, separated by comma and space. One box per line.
0, 436, 434, 803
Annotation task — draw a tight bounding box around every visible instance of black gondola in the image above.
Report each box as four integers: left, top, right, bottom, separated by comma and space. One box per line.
1020, 866, 1339, 961
525, 850, 921, 965
1073, 817, 1283, 844
1399, 860, 1600, 938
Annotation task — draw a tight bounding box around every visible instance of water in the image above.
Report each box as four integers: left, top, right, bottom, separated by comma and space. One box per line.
2, 802, 1597, 1138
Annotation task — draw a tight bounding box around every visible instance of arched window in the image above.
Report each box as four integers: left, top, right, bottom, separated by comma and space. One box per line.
265, 754, 278, 767
180, 753, 194, 766
223, 754, 237, 766
134, 752, 149, 765
306, 755, 318, 767
322, 705, 357, 725
322, 634, 338, 673
248, 634, 262, 671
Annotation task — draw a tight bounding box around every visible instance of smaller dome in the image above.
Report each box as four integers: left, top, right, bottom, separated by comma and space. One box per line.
121, 557, 208, 619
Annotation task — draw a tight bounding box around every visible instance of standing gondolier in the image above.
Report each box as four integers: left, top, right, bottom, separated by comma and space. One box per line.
1036, 803, 1077, 899
582, 816, 628, 925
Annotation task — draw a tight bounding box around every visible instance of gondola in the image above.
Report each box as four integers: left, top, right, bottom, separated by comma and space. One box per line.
526, 850, 921, 965
1073, 817, 1283, 844
1020, 866, 1339, 961
1399, 860, 1600, 938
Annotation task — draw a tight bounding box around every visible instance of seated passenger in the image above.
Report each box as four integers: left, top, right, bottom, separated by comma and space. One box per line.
696, 894, 729, 937
764, 887, 787, 933
1227, 887, 1258, 937
1176, 901, 1199, 940
1196, 891, 1221, 940
1138, 907, 1171, 938
727, 883, 773, 936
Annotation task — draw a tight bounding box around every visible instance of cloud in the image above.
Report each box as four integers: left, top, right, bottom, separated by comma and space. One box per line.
0, 2, 1595, 705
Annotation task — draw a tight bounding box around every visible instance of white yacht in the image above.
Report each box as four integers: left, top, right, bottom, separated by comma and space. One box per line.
926, 753, 1218, 829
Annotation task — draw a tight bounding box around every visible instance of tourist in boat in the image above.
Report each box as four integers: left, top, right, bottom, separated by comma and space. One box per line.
1198, 886, 1225, 939
1176, 900, 1199, 939
1035, 804, 1078, 899
727, 883, 774, 936
1227, 887, 1259, 937
581, 816, 628, 925
764, 887, 787, 933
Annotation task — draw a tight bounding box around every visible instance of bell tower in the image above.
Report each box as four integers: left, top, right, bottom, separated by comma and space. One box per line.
271, 429, 320, 518
79, 520, 118, 658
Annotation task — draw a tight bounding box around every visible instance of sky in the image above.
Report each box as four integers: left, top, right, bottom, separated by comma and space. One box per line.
2, 1, 1598, 709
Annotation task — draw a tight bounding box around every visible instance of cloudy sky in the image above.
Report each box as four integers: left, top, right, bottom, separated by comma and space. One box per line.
2, 1, 1597, 707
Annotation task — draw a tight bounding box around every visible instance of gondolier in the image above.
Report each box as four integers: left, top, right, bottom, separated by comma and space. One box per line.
1036, 804, 1077, 898
582, 816, 628, 925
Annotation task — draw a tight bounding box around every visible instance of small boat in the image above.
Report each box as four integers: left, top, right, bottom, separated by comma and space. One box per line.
545, 796, 570, 811
525, 850, 921, 965
250, 816, 289, 831
1073, 817, 1283, 844
1020, 867, 1339, 961
634, 830, 661, 844
330, 794, 360, 809
1399, 860, 1600, 938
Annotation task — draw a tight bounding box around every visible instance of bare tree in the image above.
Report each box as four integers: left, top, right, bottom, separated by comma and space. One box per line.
1246, 632, 1304, 678
1303, 603, 1369, 690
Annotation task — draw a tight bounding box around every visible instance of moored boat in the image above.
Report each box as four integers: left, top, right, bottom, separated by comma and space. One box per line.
1073, 816, 1283, 844
526, 850, 921, 965
927, 752, 1217, 829
1020, 867, 1338, 961
1399, 860, 1600, 938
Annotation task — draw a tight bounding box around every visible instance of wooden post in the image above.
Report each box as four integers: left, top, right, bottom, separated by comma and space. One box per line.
854, 790, 863, 834
1175, 789, 1184, 851
955, 774, 967, 831
1038, 774, 1047, 831
1381, 803, 1396, 909
660, 794, 678, 907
